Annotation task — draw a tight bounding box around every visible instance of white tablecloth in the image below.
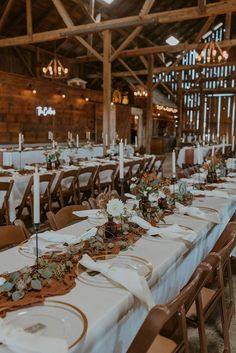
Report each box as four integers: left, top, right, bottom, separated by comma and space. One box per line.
177, 144, 231, 168
2, 146, 104, 169
0, 195, 235, 353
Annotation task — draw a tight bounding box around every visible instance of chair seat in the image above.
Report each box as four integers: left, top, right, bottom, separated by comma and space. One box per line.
147, 334, 177, 353
186, 286, 216, 320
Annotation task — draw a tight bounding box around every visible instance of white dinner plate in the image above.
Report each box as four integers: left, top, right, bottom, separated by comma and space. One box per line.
4, 300, 88, 349
77, 254, 152, 287
73, 209, 106, 219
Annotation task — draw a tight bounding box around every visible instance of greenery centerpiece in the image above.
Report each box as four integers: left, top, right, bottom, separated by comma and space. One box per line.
44, 148, 61, 170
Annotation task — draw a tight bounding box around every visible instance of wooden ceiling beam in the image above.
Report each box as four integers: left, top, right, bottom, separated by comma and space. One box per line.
0, 0, 14, 32
51, 0, 103, 61
0, 0, 235, 47
87, 61, 236, 78
225, 12, 232, 40
111, 0, 155, 62
119, 38, 236, 58
26, 0, 33, 36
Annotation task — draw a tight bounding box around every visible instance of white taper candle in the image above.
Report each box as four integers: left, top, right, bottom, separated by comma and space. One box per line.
172, 149, 176, 178
33, 166, 40, 224
119, 139, 124, 179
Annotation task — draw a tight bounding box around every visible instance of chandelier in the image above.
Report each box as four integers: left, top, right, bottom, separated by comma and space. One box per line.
196, 41, 229, 65
42, 56, 69, 79
134, 87, 148, 97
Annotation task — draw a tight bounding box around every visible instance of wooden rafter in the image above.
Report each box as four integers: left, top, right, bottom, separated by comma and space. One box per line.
26, 0, 33, 36
0, 0, 14, 32
87, 61, 236, 78
119, 38, 236, 58
0, 0, 235, 47
151, 16, 216, 91
51, 0, 103, 62
111, 0, 155, 62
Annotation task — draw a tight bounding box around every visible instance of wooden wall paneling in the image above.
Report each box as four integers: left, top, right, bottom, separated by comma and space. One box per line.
116, 104, 131, 142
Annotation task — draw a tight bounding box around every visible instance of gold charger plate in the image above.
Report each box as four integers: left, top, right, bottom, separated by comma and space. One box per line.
4, 299, 88, 349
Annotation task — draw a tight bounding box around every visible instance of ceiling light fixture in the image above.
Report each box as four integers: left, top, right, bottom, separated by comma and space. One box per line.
196, 41, 229, 65
166, 36, 179, 46
42, 55, 69, 79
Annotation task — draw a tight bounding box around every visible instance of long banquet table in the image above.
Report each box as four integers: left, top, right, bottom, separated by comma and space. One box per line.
177, 144, 231, 168
0, 146, 104, 169
0, 193, 235, 353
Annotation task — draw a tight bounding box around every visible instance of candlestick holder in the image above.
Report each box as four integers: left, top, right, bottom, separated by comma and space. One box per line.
119, 178, 125, 201
34, 223, 40, 269
171, 176, 177, 203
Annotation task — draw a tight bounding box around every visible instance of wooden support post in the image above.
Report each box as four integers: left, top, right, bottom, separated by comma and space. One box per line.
199, 74, 204, 137
177, 74, 183, 142
26, 0, 33, 37
146, 55, 154, 153
103, 30, 111, 148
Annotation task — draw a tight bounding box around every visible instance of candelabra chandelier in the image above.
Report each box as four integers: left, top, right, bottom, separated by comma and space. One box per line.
134, 87, 148, 97
42, 56, 69, 79
196, 41, 229, 65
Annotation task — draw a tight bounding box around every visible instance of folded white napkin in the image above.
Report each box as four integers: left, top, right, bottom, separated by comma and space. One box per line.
24, 166, 35, 171
124, 193, 137, 200
191, 173, 207, 182
131, 216, 197, 242
228, 172, 236, 177
32, 228, 97, 245
180, 178, 200, 184
211, 182, 236, 190
147, 224, 197, 242
191, 188, 230, 199
0, 318, 68, 353
35, 231, 78, 244
0, 277, 6, 285
175, 202, 220, 224
224, 177, 236, 182
79, 254, 155, 310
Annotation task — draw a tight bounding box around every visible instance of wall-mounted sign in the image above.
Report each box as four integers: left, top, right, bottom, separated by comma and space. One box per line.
36, 106, 56, 117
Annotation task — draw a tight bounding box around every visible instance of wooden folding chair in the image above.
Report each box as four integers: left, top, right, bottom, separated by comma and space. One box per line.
127, 266, 211, 353
0, 180, 14, 225
16, 176, 33, 220
46, 204, 89, 230
184, 149, 194, 167
187, 222, 236, 353
95, 164, 118, 193
58, 169, 78, 207
29, 173, 56, 222
0, 224, 27, 250
78, 165, 98, 203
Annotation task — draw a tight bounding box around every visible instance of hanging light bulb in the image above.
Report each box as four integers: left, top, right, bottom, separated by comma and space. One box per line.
42, 56, 69, 79
196, 41, 229, 65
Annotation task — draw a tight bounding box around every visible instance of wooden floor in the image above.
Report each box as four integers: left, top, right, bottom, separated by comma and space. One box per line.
163, 153, 236, 352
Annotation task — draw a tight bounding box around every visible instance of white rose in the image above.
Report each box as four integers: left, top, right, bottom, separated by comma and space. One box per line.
146, 187, 152, 191
107, 199, 125, 218
130, 183, 136, 189
148, 193, 159, 202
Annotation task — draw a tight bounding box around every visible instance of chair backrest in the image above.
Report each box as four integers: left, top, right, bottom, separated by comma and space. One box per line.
0, 224, 27, 250
78, 165, 98, 190
127, 267, 210, 353
60, 169, 78, 191
46, 204, 89, 230
38, 173, 56, 198
130, 160, 143, 178
185, 148, 194, 166
0, 180, 14, 209
16, 176, 33, 219
95, 164, 118, 190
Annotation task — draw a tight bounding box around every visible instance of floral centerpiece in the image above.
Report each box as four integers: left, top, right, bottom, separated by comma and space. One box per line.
130, 173, 173, 224
202, 155, 227, 182
44, 149, 61, 170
